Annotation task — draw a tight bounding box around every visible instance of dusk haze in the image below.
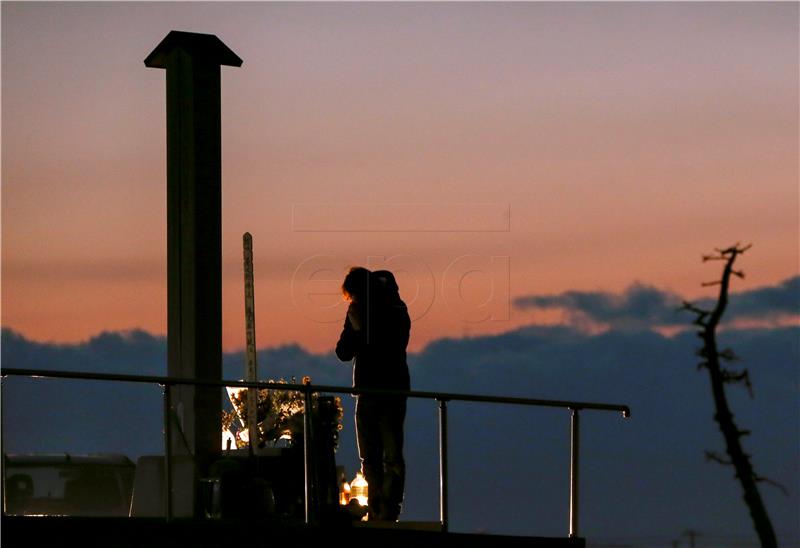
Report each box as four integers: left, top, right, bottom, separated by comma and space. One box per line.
1, 3, 798, 548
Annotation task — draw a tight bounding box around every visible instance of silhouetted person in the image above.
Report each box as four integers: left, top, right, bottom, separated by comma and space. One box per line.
336, 267, 411, 521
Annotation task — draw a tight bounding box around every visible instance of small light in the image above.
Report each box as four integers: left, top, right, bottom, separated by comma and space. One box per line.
350, 472, 368, 506
339, 481, 351, 506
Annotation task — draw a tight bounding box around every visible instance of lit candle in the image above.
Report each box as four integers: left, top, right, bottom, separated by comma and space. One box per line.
339, 481, 351, 506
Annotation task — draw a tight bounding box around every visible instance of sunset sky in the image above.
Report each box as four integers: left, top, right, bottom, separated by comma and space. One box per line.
2, 2, 798, 353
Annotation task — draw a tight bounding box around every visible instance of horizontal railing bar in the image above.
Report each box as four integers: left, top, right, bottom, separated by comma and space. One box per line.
0, 367, 630, 417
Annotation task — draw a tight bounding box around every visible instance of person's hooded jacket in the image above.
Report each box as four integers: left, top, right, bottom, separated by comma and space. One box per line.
335, 272, 410, 391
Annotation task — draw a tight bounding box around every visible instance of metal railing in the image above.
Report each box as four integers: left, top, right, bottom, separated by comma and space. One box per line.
0, 367, 630, 537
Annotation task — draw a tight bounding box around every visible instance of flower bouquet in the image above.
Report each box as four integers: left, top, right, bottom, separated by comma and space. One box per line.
222, 377, 343, 450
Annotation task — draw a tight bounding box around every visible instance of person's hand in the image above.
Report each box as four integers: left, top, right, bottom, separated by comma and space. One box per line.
347, 305, 362, 331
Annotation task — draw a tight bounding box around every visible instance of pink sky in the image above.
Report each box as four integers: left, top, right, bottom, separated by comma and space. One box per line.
2, 2, 798, 353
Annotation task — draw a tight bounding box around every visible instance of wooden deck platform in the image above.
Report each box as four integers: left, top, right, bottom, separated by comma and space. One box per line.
1, 515, 585, 548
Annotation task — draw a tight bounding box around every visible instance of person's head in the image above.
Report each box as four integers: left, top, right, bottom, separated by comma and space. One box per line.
342, 266, 371, 302
371, 270, 404, 308
372, 270, 399, 294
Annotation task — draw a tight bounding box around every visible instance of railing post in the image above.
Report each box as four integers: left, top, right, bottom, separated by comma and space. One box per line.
438, 398, 449, 532
569, 407, 580, 538
0, 368, 631, 536
1, 375, 6, 514
303, 385, 315, 525
162, 383, 173, 522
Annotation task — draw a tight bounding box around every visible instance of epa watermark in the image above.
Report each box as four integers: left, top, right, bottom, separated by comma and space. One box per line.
290, 254, 510, 324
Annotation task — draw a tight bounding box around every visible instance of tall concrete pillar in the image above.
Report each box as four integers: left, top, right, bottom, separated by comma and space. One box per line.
145, 31, 242, 517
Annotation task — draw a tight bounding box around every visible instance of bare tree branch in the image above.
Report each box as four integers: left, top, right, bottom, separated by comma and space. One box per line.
722, 369, 754, 398
718, 348, 739, 362
681, 301, 710, 327
689, 244, 778, 547
705, 450, 733, 466
681, 301, 710, 316
755, 475, 790, 497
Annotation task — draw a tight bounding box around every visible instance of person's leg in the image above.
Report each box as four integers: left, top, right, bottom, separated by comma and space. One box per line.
355, 396, 383, 518
380, 396, 407, 521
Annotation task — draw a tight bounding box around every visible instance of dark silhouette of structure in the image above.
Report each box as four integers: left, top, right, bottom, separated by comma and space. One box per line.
336, 268, 411, 521
682, 529, 700, 548
145, 31, 242, 517
682, 244, 780, 548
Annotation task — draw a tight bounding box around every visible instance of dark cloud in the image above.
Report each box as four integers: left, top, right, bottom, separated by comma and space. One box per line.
0, 328, 166, 375
726, 275, 800, 317
513, 276, 800, 329
2, 324, 798, 543
514, 283, 684, 328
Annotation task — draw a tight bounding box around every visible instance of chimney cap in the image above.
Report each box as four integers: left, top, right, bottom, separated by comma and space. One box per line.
145, 30, 243, 68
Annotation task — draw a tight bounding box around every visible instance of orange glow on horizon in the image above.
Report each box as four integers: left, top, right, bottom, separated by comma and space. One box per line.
1, 3, 797, 353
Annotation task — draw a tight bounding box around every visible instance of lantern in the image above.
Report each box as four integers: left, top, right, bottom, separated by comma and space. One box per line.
339, 481, 351, 506
350, 472, 368, 506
